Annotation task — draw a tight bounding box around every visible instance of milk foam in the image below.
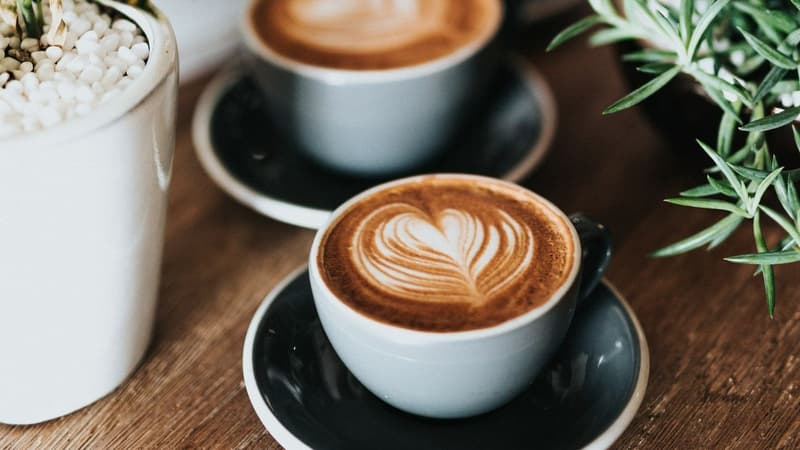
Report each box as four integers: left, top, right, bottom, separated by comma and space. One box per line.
282, 0, 450, 54
352, 204, 535, 305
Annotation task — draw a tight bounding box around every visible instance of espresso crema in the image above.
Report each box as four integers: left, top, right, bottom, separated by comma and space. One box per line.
250, 0, 502, 70
318, 176, 576, 332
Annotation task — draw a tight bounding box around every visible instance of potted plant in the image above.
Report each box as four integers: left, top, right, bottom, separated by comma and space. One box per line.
549, 0, 800, 316
0, 0, 178, 425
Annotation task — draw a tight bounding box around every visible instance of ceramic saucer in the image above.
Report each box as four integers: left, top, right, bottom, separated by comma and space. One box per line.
192, 58, 557, 229
242, 268, 649, 450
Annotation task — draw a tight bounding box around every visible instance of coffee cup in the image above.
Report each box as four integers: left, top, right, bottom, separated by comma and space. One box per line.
308, 174, 612, 419
241, 0, 504, 177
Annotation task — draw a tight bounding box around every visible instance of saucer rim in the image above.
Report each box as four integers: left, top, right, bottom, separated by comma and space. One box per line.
192, 58, 557, 230
242, 267, 649, 450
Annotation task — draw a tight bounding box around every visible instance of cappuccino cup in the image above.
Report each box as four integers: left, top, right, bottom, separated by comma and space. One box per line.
309, 174, 612, 418
242, 0, 504, 177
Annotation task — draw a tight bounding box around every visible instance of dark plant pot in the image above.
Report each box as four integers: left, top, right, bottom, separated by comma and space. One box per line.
616, 40, 721, 153
615, 40, 799, 158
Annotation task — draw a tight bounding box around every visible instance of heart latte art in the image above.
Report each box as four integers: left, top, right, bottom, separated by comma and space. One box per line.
250, 0, 502, 70
353, 204, 534, 305
318, 177, 576, 332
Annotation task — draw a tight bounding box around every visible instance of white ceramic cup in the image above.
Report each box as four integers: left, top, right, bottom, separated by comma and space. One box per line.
308, 174, 612, 419
241, 0, 503, 177
0, 2, 178, 425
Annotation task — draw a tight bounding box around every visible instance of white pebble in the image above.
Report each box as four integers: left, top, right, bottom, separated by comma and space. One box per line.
126, 64, 143, 79
45, 46, 63, 62
1, 57, 20, 70
31, 51, 47, 64
99, 34, 119, 52
131, 42, 149, 60
80, 65, 102, 83
20, 38, 38, 51
117, 46, 138, 65
66, 55, 86, 73
119, 31, 133, 48
75, 85, 95, 102
70, 18, 91, 36
1, 0, 149, 135
112, 19, 137, 32
75, 39, 100, 55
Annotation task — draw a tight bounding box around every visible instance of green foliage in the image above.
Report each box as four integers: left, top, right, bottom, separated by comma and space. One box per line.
549, 0, 800, 315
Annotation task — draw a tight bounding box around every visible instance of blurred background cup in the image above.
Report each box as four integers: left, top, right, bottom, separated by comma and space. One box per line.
159, 0, 247, 82
241, 0, 504, 177
0, 4, 178, 425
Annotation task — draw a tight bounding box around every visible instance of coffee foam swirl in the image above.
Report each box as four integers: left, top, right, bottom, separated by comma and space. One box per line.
251, 0, 501, 70
318, 177, 574, 332
352, 204, 534, 305
283, 0, 444, 54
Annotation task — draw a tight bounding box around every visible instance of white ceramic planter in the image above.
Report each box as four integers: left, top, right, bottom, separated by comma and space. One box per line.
0, 1, 178, 425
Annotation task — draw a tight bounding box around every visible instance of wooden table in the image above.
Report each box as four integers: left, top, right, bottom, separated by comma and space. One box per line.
3, 11, 800, 449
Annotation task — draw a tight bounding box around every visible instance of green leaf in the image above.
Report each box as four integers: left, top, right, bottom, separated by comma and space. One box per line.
688, 67, 752, 106
760, 205, 800, 245
681, 183, 719, 197
708, 212, 745, 248
651, 213, 742, 257
589, 27, 641, 46
622, 49, 678, 63
738, 28, 798, 70
725, 250, 800, 265
774, 174, 795, 218
740, 106, 800, 132
793, 126, 800, 153
729, 164, 771, 182
687, 0, 731, 60
779, 29, 800, 54
707, 175, 739, 197
787, 178, 800, 213
752, 213, 776, 317
665, 197, 749, 216
679, 0, 694, 43
637, 62, 675, 74
603, 66, 681, 114
753, 67, 788, 104
755, 235, 797, 275
547, 15, 603, 51
700, 84, 745, 121
698, 140, 751, 203
770, 80, 800, 94
653, 7, 684, 47
749, 167, 784, 216
717, 110, 739, 157
732, 3, 797, 34
588, 0, 615, 16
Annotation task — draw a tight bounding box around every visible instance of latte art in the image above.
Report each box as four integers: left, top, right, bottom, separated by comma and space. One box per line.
318, 176, 576, 332
284, 0, 441, 55
250, 0, 502, 70
353, 204, 534, 305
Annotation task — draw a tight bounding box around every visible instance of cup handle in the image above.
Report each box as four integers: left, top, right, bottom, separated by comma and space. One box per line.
570, 213, 613, 302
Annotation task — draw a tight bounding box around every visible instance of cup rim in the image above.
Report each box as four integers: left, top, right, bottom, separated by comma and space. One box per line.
241, 0, 504, 85
1, 0, 178, 148
308, 173, 583, 344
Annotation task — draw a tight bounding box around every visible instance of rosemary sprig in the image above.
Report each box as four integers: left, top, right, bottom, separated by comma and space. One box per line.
550, 0, 800, 316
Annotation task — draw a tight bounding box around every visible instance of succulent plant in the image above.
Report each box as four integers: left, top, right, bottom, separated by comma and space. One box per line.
0, 0, 64, 44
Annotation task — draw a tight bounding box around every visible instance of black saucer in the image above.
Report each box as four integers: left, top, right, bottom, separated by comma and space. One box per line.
242, 269, 649, 450
193, 58, 557, 229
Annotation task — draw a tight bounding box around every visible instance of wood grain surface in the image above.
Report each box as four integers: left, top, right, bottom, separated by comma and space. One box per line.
3, 10, 800, 449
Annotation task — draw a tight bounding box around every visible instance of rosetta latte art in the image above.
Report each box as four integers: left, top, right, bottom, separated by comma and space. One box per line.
283, 0, 448, 54
352, 203, 535, 305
